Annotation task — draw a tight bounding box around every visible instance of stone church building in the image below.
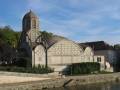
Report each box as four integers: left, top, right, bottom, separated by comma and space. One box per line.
19, 11, 116, 72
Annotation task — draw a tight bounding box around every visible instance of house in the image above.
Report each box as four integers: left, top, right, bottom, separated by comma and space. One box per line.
81, 41, 117, 72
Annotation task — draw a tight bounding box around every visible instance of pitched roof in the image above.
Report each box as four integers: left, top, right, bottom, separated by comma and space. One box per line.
80, 41, 114, 51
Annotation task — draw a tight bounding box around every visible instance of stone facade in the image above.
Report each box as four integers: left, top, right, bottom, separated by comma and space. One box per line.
32, 45, 45, 67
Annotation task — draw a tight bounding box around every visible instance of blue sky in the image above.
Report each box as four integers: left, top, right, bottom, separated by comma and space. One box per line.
0, 0, 120, 44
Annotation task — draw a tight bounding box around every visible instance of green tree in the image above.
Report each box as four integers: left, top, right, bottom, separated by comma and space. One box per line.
0, 26, 21, 48
0, 26, 21, 66
41, 31, 53, 42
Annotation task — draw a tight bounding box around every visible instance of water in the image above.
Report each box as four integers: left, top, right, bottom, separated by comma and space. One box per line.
46, 83, 120, 90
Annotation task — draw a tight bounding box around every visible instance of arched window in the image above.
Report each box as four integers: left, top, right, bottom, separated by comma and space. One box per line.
24, 19, 30, 29
32, 19, 36, 29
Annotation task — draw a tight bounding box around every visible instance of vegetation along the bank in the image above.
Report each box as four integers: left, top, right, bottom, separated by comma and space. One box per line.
0, 65, 54, 74
66, 62, 100, 75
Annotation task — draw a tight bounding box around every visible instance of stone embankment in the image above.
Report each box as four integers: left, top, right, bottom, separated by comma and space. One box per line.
0, 71, 120, 90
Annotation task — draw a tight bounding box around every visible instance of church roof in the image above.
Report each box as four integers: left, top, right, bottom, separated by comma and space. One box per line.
23, 10, 37, 19
46, 36, 86, 50
32, 35, 90, 51
46, 35, 66, 49
32, 35, 66, 50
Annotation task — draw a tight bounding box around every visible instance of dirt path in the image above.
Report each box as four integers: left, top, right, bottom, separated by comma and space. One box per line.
0, 75, 50, 84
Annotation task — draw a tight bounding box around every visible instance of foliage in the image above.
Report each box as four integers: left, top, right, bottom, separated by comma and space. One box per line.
0, 26, 19, 66
41, 31, 53, 47
114, 44, 120, 50
114, 44, 120, 71
66, 62, 100, 75
0, 65, 54, 74
0, 43, 16, 65
0, 26, 21, 48
0, 26, 27, 67
14, 57, 29, 67
41, 31, 53, 41
26, 65, 54, 74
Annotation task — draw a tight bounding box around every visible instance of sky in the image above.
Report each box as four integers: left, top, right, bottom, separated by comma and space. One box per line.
0, 0, 120, 44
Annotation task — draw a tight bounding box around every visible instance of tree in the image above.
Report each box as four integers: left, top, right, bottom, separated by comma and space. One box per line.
114, 44, 120, 50
0, 26, 21, 48
114, 44, 120, 71
0, 43, 16, 65
0, 26, 21, 66
41, 31, 53, 42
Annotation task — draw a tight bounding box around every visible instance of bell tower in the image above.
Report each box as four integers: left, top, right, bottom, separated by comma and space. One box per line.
20, 10, 41, 45
18, 10, 42, 67
22, 10, 39, 32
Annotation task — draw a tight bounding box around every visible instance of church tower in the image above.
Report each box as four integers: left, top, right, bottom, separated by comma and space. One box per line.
22, 10, 39, 32
18, 10, 45, 67
20, 10, 41, 45
19, 10, 41, 62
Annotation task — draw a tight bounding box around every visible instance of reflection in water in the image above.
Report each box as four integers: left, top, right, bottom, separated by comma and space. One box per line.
46, 83, 120, 90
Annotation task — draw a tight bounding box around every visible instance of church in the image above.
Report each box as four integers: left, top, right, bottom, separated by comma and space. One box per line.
19, 10, 116, 73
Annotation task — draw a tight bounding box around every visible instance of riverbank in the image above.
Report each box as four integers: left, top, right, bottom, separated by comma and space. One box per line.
0, 71, 120, 90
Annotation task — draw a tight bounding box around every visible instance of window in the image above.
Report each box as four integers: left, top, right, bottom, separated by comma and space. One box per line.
32, 20, 36, 29
97, 57, 101, 62
26, 19, 30, 29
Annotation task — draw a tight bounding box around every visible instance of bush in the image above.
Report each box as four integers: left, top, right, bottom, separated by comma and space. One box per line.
0, 65, 54, 74
66, 62, 100, 75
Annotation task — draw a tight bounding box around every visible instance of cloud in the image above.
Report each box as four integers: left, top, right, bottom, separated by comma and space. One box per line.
0, 0, 120, 44
27, 0, 59, 13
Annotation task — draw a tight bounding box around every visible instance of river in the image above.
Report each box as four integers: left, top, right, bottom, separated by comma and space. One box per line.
46, 82, 120, 90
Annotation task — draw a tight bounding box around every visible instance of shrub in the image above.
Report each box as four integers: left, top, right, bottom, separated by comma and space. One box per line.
0, 65, 54, 74
66, 62, 100, 75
